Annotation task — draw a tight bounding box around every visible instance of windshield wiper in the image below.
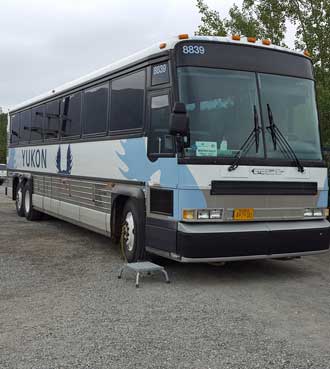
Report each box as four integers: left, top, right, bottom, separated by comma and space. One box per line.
228, 105, 261, 172
266, 104, 304, 173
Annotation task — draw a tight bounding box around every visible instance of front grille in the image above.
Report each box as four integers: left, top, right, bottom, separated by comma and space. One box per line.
211, 181, 318, 196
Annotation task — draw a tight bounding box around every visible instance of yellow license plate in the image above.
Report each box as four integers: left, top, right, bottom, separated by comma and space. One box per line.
233, 208, 254, 221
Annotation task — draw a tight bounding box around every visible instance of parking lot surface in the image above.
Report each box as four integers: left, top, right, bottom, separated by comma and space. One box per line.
0, 185, 330, 369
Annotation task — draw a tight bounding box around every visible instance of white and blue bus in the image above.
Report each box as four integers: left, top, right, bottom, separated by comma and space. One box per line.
6, 35, 330, 262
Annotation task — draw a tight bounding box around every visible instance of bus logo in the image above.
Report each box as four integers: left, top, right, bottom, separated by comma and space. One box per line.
56, 145, 73, 175
251, 168, 285, 176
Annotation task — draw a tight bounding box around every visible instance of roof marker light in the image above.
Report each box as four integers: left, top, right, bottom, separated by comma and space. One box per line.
232, 35, 241, 41
304, 50, 311, 57
262, 39, 271, 45
178, 33, 189, 40
159, 42, 167, 49
247, 37, 256, 43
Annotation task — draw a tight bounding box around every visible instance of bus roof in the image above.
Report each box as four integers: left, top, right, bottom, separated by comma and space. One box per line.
10, 35, 308, 113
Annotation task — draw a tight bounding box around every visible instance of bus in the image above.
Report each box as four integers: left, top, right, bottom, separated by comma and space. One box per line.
6, 34, 330, 263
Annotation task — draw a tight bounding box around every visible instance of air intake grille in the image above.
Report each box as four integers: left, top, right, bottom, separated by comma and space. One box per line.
211, 181, 317, 196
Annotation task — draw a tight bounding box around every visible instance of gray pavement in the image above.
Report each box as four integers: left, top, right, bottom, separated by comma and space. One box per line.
0, 185, 330, 369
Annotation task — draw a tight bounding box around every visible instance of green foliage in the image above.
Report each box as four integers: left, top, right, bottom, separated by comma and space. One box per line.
0, 113, 7, 163
196, 0, 330, 146
196, 0, 287, 45
196, 0, 227, 36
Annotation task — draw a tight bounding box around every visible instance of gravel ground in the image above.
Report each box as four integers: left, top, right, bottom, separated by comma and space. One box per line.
0, 185, 330, 369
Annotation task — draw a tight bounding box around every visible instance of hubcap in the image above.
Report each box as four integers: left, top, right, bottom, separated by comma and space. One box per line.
122, 212, 135, 252
25, 189, 30, 214
17, 188, 22, 209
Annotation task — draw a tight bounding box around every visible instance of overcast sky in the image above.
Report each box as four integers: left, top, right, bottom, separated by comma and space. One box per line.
1, 0, 294, 111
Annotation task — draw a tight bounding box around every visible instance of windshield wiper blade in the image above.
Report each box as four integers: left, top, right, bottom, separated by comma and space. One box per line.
228, 105, 261, 172
266, 104, 304, 173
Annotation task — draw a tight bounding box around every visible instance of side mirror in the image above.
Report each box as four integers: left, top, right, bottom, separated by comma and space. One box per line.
169, 102, 189, 137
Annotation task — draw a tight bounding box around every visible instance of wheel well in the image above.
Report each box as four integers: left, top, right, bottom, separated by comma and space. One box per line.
110, 194, 146, 243
111, 195, 129, 244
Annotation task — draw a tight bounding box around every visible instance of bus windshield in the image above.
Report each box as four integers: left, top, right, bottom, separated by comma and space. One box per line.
177, 66, 322, 161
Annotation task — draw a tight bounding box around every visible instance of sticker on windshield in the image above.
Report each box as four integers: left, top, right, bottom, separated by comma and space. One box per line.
196, 141, 217, 157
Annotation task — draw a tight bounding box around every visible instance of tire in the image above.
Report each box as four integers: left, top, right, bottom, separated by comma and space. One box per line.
120, 198, 146, 263
15, 181, 25, 217
23, 180, 42, 221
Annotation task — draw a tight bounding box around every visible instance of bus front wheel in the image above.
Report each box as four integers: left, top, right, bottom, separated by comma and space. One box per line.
120, 199, 145, 263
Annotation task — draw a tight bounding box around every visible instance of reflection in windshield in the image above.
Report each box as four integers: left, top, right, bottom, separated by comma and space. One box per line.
177, 67, 322, 161
178, 67, 263, 158
259, 74, 322, 160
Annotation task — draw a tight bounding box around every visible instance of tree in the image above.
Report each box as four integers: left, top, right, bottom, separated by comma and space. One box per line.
195, 0, 330, 146
196, 0, 287, 45
0, 113, 7, 163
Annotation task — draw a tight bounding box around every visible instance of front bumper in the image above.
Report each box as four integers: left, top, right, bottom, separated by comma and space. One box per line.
176, 219, 330, 262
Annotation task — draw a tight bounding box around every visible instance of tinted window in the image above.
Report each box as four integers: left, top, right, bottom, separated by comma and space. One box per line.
110, 70, 145, 131
19, 109, 31, 142
45, 100, 60, 140
30, 105, 44, 141
61, 92, 81, 137
149, 94, 173, 154
10, 114, 20, 144
83, 83, 108, 135
152, 63, 169, 85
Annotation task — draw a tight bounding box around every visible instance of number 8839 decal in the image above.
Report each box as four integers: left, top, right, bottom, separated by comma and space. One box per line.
182, 45, 206, 55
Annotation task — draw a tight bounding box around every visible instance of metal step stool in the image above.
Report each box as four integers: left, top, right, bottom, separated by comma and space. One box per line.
117, 261, 170, 288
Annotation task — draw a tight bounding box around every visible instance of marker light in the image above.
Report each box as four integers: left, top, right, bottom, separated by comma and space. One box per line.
232, 35, 241, 41
197, 210, 210, 219
262, 39, 271, 45
183, 209, 195, 220
247, 37, 256, 43
324, 209, 329, 217
304, 50, 311, 57
178, 33, 189, 40
159, 42, 167, 49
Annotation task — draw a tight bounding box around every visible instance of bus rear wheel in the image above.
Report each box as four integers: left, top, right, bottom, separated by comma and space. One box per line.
23, 181, 42, 221
15, 181, 25, 217
120, 199, 145, 263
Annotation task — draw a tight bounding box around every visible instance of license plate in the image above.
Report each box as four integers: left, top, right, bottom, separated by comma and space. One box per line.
233, 208, 254, 221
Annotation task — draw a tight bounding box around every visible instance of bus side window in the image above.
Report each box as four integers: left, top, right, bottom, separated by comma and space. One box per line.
10, 114, 20, 144
19, 109, 32, 143
61, 92, 81, 138
149, 94, 173, 154
83, 83, 109, 135
45, 100, 61, 140
31, 105, 44, 141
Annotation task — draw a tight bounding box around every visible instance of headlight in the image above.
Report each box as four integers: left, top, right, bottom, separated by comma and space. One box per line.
197, 210, 210, 219
210, 209, 222, 219
304, 208, 313, 217
182, 208, 224, 221
313, 209, 323, 217
304, 208, 324, 217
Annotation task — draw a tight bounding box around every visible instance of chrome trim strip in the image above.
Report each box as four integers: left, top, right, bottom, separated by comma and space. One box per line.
178, 219, 330, 233
146, 247, 329, 263
179, 250, 328, 263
